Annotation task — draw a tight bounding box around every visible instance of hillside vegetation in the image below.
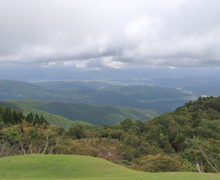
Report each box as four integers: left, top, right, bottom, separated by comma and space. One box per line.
0, 101, 91, 129
1, 97, 220, 173
6, 99, 160, 126
0, 155, 219, 180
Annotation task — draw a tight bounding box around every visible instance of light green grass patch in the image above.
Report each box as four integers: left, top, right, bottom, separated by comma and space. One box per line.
0, 155, 219, 180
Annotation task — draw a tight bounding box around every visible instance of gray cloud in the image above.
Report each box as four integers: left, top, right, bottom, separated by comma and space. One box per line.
0, 0, 220, 68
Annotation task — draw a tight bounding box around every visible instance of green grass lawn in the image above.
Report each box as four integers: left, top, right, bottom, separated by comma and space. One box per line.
0, 155, 219, 180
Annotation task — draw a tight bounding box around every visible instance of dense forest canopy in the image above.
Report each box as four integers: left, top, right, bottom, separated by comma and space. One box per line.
0, 96, 220, 173
3, 99, 160, 126
0, 106, 49, 126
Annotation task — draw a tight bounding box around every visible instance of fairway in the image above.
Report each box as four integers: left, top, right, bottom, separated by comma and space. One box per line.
0, 155, 219, 180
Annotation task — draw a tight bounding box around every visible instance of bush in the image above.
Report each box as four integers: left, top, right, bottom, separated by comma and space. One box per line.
140, 154, 183, 172
121, 160, 131, 165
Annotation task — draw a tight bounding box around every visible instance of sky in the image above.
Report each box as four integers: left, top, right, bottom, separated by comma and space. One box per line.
1, 0, 220, 70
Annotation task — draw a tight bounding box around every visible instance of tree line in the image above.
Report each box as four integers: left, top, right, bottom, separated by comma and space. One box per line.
0, 96, 220, 173
0, 106, 49, 125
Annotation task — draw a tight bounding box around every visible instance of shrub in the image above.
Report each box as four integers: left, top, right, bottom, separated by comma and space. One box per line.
140, 154, 182, 172
121, 160, 131, 165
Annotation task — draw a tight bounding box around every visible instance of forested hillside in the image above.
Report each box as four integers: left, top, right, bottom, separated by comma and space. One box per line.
1, 97, 220, 173
0, 106, 49, 125
5, 99, 160, 126
0, 101, 91, 129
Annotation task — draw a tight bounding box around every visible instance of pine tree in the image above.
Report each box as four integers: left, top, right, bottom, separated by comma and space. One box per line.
4, 107, 15, 125
26, 112, 34, 123
34, 113, 40, 124
0, 106, 5, 123
17, 111, 24, 123
13, 110, 18, 124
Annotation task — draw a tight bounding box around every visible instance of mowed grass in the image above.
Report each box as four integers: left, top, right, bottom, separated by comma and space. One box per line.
0, 155, 219, 180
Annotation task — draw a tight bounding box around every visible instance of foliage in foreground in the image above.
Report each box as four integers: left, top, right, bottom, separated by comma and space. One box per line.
0, 96, 220, 173
0, 120, 98, 157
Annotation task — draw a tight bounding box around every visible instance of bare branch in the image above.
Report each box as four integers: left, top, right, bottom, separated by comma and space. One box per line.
197, 145, 219, 173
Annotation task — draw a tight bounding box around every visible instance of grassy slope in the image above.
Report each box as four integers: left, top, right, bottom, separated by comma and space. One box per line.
6, 99, 160, 126
0, 101, 91, 129
0, 155, 219, 180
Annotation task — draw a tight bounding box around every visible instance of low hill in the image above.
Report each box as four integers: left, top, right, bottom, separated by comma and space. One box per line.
5, 99, 160, 126
0, 101, 91, 129
0, 155, 219, 180
147, 96, 220, 157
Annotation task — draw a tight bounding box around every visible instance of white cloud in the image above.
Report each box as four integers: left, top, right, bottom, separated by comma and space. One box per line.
0, 0, 220, 68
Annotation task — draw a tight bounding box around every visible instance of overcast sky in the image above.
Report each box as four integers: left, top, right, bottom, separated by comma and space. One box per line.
1, 0, 220, 69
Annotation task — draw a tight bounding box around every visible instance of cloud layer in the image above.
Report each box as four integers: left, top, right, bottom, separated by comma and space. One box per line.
1, 0, 220, 68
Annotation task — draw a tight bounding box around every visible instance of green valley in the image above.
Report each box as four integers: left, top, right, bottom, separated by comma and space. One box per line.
5, 99, 160, 126
1, 96, 220, 176
1, 1, 220, 179
0, 80, 195, 112
0, 101, 91, 129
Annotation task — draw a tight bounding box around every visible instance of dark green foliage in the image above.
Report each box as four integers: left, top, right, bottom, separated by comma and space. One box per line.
4, 107, 15, 125
5, 99, 159, 126
68, 125, 84, 139
17, 111, 24, 121
26, 112, 34, 123
57, 127, 65, 136
135, 119, 145, 133
0, 96, 220, 173
121, 119, 134, 132
12, 110, 19, 123
103, 96, 219, 171
150, 97, 220, 148
34, 113, 40, 124
0, 106, 49, 126
155, 115, 170, 129
103, 123, 110, 130
111, 129, 124, 139
0, 101, 91, 129
128, 125, 141, 136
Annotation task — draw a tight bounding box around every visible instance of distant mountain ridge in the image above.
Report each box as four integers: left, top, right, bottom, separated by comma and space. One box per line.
0, 80, 194, 112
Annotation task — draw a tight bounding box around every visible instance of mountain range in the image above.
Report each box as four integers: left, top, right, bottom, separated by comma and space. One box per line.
4, 99, 160, 126
0, 80, 195, 113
